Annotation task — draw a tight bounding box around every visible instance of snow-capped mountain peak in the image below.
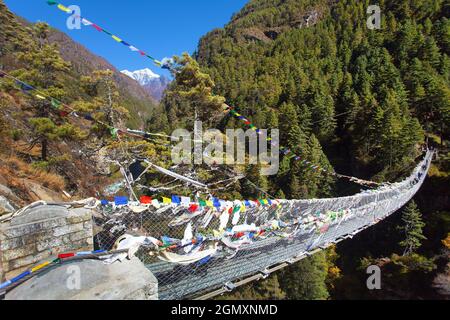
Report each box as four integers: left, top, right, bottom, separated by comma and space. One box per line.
121, 68, 160, 86
121, 68, 171, 101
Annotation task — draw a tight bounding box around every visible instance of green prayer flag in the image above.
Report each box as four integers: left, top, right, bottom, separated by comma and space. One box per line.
199, 199, 207, 207
110, 127, 119, 139
51, 99, 61, 109
47, 0, 58, 5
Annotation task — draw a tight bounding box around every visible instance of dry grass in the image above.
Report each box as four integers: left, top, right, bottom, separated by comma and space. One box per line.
0, 156, 66, 191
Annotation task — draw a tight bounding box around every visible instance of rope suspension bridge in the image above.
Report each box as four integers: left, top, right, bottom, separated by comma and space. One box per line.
100, 151, 434, 299
0, 1, 436, 300
0, 150, 434, 299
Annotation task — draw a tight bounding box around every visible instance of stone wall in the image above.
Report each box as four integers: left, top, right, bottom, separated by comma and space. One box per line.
0, 205, 93, 281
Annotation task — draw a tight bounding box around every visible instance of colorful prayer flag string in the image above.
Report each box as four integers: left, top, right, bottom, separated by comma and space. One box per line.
225, 105, 330, 175
0, 70, 127, 140
47, 1, 162, 66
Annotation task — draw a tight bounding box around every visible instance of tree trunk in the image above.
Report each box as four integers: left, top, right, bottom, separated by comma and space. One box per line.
41, 138, 48, 161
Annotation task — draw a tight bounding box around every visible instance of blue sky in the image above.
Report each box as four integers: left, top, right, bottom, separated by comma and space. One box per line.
4, 0, 248, 76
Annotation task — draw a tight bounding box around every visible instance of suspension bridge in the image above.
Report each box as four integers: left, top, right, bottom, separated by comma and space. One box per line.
92, 150, 433, 300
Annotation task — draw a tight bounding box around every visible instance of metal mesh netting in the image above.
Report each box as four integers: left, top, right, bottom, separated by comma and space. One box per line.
93, 151, 433, 300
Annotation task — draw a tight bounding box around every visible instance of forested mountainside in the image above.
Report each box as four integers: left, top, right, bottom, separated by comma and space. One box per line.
154, 0, 450, 299
0, 0, 159, 208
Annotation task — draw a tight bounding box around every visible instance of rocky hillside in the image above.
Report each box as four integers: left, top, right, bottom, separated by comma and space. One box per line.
0, 0, 155, 212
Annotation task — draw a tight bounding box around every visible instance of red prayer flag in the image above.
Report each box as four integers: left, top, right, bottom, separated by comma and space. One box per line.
189, 204, 199, 213
140, 195, 152, 204
58, 253, 75, 259
92, 24, 102, 32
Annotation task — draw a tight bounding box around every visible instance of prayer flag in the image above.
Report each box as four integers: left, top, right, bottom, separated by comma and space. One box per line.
110, 127, 119, 139
189, 204, 199, 213
47, 0, 58, 5
84, 114, 94, 121
51, 99, 61, 109
181, 196, 191, 205
171, 195, 181, 205
162, 197, 171, 205
57, 4, 71, 13
199, 199, 207, 207
35, 94, 46, 100
114, 196, 128, 206
111, 35, 122, 42
92, 24, 102, 32
140, 195, 152, 204
81, 18, 93, 26
17, 81, 33, 92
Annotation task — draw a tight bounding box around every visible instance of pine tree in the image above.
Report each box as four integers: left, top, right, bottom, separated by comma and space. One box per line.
252, 275, 286, 300
279, 252, 330, 300
399, 200, 427, 255
163, 53, 225, 128
14, 22, 80, 160
76, 69, 130, 135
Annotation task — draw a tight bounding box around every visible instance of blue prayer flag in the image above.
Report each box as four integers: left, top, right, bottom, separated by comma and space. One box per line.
114, 196, 128, 206
171, 195, 181, 204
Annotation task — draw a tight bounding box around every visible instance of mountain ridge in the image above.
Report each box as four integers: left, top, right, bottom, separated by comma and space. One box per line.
121, 68, 170, 101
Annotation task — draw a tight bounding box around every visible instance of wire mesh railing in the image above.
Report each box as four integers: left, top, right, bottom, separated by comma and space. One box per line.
92, 151, 433, 300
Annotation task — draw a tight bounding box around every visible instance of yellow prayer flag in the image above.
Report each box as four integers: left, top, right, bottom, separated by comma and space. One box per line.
31, 261, 51, 273
112, 35, 122, 42
206, 200, 213, 207
240, 205, 246, 212
35, 94, 46, 100
57, 4, 71, 13
162, 197, 171, 205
